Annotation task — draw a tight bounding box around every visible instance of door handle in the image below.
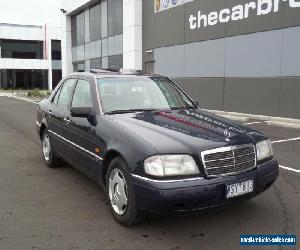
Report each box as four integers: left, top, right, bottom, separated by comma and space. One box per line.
64, 117, 71, 124
48, 110, 53, 116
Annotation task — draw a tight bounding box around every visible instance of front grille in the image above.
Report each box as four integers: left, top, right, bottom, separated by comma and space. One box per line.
201, 144, 256, 177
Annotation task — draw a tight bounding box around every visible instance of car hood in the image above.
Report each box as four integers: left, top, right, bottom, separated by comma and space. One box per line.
107, 109, 266, 154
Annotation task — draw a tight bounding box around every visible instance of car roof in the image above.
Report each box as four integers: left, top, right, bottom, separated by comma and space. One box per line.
68, 69, 164, 79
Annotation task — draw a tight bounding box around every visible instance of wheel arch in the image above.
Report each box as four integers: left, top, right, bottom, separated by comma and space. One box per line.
102, 149, 129, 186
39, 123, 47, 140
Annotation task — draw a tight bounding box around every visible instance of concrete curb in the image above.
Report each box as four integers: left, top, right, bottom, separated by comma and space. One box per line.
217, 114, 249, 122
0, 93, 41, 104
267, 121, 300, 129
0, 93, 13, 97
205, 109, 300, 128
11, 95, 39, 104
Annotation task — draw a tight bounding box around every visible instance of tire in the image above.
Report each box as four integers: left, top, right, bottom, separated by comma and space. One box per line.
106, 157, 144, 226
42, 129, 60, 168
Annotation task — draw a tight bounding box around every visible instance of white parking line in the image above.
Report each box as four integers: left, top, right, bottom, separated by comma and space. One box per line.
271, 137, 300, 144
279, 165, 300, 173
243, 121, 267, 125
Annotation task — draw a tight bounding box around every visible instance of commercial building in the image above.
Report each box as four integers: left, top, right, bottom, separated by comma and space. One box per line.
61, 0, 300, 119
0, 23, 62, 90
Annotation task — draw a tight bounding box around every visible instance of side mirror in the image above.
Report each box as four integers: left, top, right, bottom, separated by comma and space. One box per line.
70, 107, 93, 118
70, 107, 97, 126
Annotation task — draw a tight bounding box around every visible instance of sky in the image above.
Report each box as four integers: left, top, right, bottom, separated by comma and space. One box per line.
0, 0, 62, 27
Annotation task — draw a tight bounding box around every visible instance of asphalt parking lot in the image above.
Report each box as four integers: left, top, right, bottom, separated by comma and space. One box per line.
0, 96, 299, 250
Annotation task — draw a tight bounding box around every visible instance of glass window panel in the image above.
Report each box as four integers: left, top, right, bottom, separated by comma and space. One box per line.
76, 12, 85, 45
102, 57, 108, 69
71, 16, 77, 47
101, 0, 107, 38
76, 45, 85, 61
74, 62, 85, 72
57, 79, 77, 109
97, 77, 195, 112
90, 58, 102, 69
108, 0, 123, 37
115, 34, 123, 55
51, 40, 62, 60
85, 10, 90, 43
78, 63, 85, 72
107, 36, 115, 56
87, 41, 97, 60
107, 0, 114, 37
71, 79, 92, 108
114, 0, 123, 36
108, 54, 123, 70
89, 4, 101, 42
0, 39, 44, 59
95, 40, 102, 58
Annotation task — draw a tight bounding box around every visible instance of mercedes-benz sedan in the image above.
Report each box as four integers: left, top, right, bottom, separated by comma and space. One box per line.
36, 69, 279, 226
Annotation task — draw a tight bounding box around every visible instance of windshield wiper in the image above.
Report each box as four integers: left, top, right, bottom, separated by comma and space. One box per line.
105, 108, 157, 114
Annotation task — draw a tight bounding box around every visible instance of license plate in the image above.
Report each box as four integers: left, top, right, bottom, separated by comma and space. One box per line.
226, 180, 254, 198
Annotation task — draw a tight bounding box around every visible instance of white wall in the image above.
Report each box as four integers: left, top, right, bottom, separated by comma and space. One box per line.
61, 15, 73, 76
0, 24, 62, 90
0, 58, 49, 70
123, 0, 142, 70
0, 25, 44, 41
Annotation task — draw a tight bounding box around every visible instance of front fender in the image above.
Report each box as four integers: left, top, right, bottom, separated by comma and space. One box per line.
98, 116, 158, 175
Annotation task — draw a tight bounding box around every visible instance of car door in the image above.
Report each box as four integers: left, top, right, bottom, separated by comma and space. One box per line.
67, 77, 101, 178
47, 78, 77, 161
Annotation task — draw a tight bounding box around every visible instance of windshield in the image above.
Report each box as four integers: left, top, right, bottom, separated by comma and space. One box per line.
97, 76, 196, 113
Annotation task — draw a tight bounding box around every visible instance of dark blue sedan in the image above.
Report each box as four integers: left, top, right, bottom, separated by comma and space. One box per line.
36, 69, 279, 226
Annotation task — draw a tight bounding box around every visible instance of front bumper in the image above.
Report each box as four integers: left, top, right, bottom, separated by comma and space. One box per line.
132, 159, 279, 214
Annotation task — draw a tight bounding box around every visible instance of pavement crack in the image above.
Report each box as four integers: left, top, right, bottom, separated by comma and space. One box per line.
272, 186, 295, 234
281, 174, 298, 192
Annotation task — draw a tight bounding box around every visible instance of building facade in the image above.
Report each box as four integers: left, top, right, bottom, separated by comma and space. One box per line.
0, 23, 62, 90
61, 0, 142, 76
62, 0, 300, 119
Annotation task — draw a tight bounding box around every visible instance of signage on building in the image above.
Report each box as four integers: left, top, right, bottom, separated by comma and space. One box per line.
189, 0, 300, 30
154, 0, 194, 13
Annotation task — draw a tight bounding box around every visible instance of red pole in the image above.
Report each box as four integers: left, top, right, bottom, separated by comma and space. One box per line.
44, 24, 47, 60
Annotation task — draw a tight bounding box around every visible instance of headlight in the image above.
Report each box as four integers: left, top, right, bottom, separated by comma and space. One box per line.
144, 155, 199, 177
256, 140, 273, 161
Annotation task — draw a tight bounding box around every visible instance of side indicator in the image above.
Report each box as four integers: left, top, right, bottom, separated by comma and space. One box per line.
95, 147, 101, 154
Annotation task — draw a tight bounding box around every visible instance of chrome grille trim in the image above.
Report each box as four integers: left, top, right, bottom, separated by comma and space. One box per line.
200, 144, 257, 177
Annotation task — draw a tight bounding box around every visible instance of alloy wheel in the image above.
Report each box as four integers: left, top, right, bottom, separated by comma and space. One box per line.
108, 168, 128, 215
43, 132, 51, 161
